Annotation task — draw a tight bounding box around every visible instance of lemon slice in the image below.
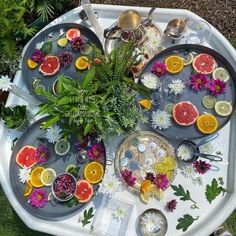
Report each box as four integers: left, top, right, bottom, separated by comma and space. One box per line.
23, 181, 33, 197
40, 168, 56, 186
212, 67, 230, 82
57, 38, 68, 47
163, 156, 177, 170
182, 52, 194, 66
139, 99, 152, 110
75, 56, 89, 70
214, 101, 233, 117
140, 192, 150, 204
202, 95, 217, 109
150, 185, 163, 200
27, 59, 38, 69
154, 162, 168, 174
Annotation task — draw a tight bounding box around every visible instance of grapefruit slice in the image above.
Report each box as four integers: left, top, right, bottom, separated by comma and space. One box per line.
173, 101, 199, 126
39, 56, 60, 76
66, 28, 81, 41
192, 53, 216, 74
16, 146, 37, 169
75, 179, 93, 203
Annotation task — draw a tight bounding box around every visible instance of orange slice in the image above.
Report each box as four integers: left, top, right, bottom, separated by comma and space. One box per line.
84, 161, 104, 184
197, 114, 218, 134
27, 59, 38, 69
165, 55, 184, 74
23, 181, 33, 197
140, 179, 152, 194
30, 166, 45, 188
139, 99, 152, 110
75, 56, 89, 70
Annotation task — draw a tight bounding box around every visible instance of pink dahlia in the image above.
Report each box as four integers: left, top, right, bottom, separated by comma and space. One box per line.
120, 169, 137, 187
31, 49, 45, 63
189, 73, 208, 91
87, 143, 105, 161
29, 188, 47, 208
154, 174, 168, 190
207, 79, 226, 96
193, 160, 211, 174
166, 199, 177, 212
151, 61, 167, 77
70, 36, 85, 52
35, 144, 50, 164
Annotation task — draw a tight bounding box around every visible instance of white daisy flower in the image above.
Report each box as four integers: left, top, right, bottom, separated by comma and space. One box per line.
141, 212, 164, 233
0, 75, 13, 91
199, 143, 216, 154
146, 27, 158, 38
168, 79, 185, 95
112, 207, 125, 221
143, 35, 162, 52
35, 41, 45, 50
181, 166, 196, 179
192, 176, 203, 186
45, 125, 62, 143
141, 73, 160, 89
18, 166, 31, 183
151, 110, 172, 130
177, 144, 192, 161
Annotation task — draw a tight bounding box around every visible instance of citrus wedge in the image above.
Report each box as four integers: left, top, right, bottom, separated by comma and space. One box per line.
84, 161, 104, 184
139, 99, 152, 110
23, 181, 33, 197
57, 38, 68, 47
150, 185, 163, 200
197, 114, 218, 134
165, 55, 184, 74
140, 180, 152, 194
27, 59, 38, 69
30, 166, 45, 188
140, 192, 150, 204
75, 56, 89, 70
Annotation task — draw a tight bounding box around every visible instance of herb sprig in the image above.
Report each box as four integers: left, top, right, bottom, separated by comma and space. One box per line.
176, 214, 199, 232
80, 207, 95, 227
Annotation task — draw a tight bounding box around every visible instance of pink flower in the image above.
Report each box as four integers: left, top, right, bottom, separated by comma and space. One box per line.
70, 36, 85, 52
35, 144, 50, 164
193, 160, 211, 174
120, 169, 137, 187
87, 143, 105, 161
207, 79, 226, 96
189, 73, 208, 91
29, 188, 47, 208
59, 51, 73, 68
31, 49, 45, 63
166, 199, 177, 212
154, 174, 168, 190
151, 61, 167, 77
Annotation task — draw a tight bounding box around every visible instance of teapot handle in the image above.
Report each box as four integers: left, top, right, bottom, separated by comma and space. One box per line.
104, 25, 121, 39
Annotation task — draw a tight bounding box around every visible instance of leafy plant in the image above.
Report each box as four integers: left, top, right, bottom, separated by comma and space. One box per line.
176, 214, 199, 232
80, 207, 94, 227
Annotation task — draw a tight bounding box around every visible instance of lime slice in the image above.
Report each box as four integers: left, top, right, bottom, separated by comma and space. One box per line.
40, 168, 56, 186
150, 185, 163, 200
181, 52, 194, 66
164, 103, 174, 114
80, 44, 92, 55
65, 164, 76, 172
202, 95, 216, 109
212, 67, 230, 82
214, 101, 233, 116
163, 156, 177, 170
57, 38, 68, 47
154, 162, 168, 174
54, 139, 70, 156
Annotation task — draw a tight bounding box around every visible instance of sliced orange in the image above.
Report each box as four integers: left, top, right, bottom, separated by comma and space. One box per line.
197, 114, 218, 134
75, 56, 89, 70
140, 179, 152, 194
30, 166, 45, 188
139, 99, 152, 110
84, 161, 104, 184
27, 59, 38, 69
24, 181, 33, 197
165, 55, 184, 74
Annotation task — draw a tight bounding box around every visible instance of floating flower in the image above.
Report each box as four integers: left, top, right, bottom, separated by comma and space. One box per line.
151, 61, 167, 77
199, 143, 216, 154
143, 35, 162, 52
207, 79, 226, 96
151, 110, 172, 130
45, 125, 62, 143
35, 41, 44, 50
168, 79, 185, 95
166, 199, 177, 212
154, 174, 168, 190
181, 165, 196, 179
141, 72, 160, 89
120, 169, 137, 187
31, 49, 45, 63
70, 36, 85, 52
0, 75, 12, 91
29, 188, 47, 208
18, 166, 31, 183
193, 160, 211, 174
87, 143, 105, 162
58, 51, 73, 68
192, 176, 203, 186
177, 144, 192, 161
141, 212, 164, 232
112, 207, 126, 221
189, 73, 208, 91
145, 172, 155, 183
35, 144, 50, 164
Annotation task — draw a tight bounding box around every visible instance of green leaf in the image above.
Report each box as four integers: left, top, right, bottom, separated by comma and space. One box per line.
81, 207, 94, 227
176, 214, 199, 232
81, 67, 95, 89
41, 116, 60, 129
171, 184, 196, 204
67, 197, 79, 208
84, 123, 93, 136
41, 41, 52, 54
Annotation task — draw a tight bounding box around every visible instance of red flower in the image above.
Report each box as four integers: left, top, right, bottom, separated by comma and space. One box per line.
120, 169, 137, 187
87, 143, 105, 161
193, 160, 211, 174
154, 174, 168, 190
166, 199, 177, 212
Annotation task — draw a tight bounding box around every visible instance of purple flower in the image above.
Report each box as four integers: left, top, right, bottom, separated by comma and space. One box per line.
29, 188, 47, 208
120, 169, 137, 187
154, 174, 168, 190
207, 79, 227, 96
193, 160, 211, 174
145, 172, 155, 183
166, 199, 177, 212
76, 135, 91, 151
87, 143, 105, 161
189, 73, 208, 91
70, 36, 85, 52
31, 49, 45, 63
151, 61, 167, 77
59, 51, 73, 68
35, 144, 50, 164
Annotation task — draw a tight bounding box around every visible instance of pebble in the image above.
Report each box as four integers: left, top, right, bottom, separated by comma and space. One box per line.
125, 150, 133, 159
120, 158, 129, 167
129, 160, 139, 171
138, 143, 147, 153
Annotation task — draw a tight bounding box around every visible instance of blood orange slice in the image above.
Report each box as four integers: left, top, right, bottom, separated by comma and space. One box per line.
192, 53, 216, 74
75, 180, 93, 203
66, 28, 81, 41
173, 101, 199, 126
39, 56, 60, 76
16, 145, 37, 169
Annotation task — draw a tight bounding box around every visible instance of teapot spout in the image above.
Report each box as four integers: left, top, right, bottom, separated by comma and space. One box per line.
142, 7, 156, 27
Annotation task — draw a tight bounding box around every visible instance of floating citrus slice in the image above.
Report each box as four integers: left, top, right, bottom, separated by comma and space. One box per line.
202, 95, 217, 109
214, 101, 233, 116
140, 180, 152, 193
81, 44, 92, 55
163, 156, 177, 170
23, 181, 33, 197
27, 59, 38, 69
65, 164, 76, 172
182, 52, 194, 66
212, 67, 229, 82
54, 139, 70, 156
197, 114, 218, 134
30, 166, 45, 188
139, 99, 152, 110
192, 53, 216, 74
40, 168, 56, 186
84, 161, 104, 184
57, 38, 68, 47
165, 55, 184, 74
66, 28, 81, 41
150, 185, 163, 200
154, 162, 168, 174
75, 56, 89, 70
164, 103, 174, 114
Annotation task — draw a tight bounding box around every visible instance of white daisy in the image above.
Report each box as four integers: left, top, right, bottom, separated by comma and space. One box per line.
151, 110, 172, 130
192, 176, 203, 186
112, 207, 125, 221
35, 41, 45, 50
181, 165, 196, 179
143, 35, 162, 52
0, 75, 12, 91
45, 125, 62, 143
18, 166, 31, 183
141, 73, 160, 89
146, 27, 158, 38
168, 79, 185, 95
141, 212, 164, 233
176, 144, 192, 161
199, 143, 216, 154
